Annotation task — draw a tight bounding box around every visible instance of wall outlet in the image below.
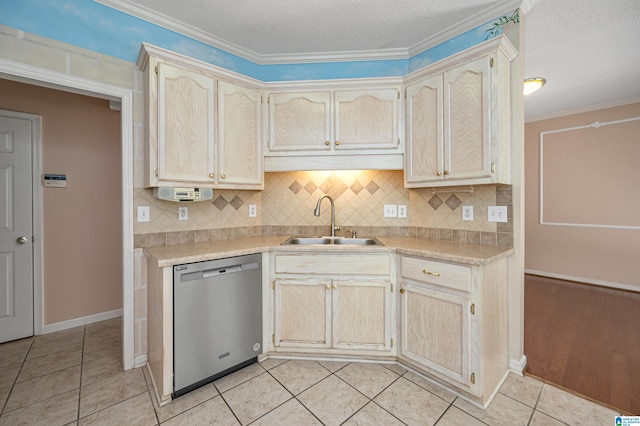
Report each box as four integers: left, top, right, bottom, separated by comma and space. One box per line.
397, 205, 407, 218
462, 205, 474, 221
178, 206, 188, 221
383, 205, 398, 218
248, 204, 257, 218
137, 206, 150, 223
488, 205, 507, 222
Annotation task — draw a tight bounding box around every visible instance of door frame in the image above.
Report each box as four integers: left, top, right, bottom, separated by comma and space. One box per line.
0, 58, 136, 370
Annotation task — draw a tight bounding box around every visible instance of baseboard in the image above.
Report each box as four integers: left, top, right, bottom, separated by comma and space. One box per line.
509, 354, 527, 374
134, 354, 148, 368
40, 309, 123, 334
525, 269, 639, 293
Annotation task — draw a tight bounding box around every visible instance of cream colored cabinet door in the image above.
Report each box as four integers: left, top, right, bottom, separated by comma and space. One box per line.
157, 61, 215, 185
443, 55, 492, 181
267, 91, 331, 152
217, 81, 263, 188
274, 279, 331, 349
400, 282, 472, 386
334, 89, 400, 151
405, 74, 443, 184
332, 280, 392, 351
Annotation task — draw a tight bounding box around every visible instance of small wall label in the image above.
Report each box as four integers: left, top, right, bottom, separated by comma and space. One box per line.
44, 174, 67, 188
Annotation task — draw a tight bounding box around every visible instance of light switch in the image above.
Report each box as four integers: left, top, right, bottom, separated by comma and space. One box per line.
137, 206, 150, 222
384, 205, 397, 218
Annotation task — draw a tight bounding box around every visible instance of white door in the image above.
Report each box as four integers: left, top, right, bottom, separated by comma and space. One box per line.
0, 113, 34, 343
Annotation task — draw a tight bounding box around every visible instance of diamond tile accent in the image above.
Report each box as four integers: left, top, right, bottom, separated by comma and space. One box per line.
230, 195, 244, 211
445, 194, 462, 210
350, 181, 364, 195
304, 181, 318, 194
288, 180, 302, 194
428, 195, 443, 210
213, 196, 228, 211
365, 181, 380, 195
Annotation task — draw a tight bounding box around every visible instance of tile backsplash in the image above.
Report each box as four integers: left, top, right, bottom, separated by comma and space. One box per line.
134, 171, 512, 248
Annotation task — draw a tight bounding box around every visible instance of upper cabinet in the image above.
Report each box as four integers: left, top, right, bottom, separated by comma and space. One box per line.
405, 37, 517, 188
139, 44, 264, 189
264, 85, 403, 171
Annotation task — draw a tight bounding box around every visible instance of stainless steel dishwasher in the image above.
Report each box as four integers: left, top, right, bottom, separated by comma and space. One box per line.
173, 253, 262, 398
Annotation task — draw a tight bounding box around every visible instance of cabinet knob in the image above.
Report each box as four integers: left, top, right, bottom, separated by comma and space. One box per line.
436, 171, 441, 176
335, 141, 340, 146
400, 288, 406, 294
220, 174, 226, 179
332, 284, 338, 289
443, 170, 449, 175
326, 284, 331, 289
422, 269, 441, 277
209, 173, 215, 178
325, 141, 330, 146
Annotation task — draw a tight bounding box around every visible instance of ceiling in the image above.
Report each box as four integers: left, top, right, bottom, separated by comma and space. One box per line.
99, 0, 640, 121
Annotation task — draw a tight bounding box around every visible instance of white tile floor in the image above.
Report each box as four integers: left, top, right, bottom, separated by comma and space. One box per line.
0, 318, 621, 425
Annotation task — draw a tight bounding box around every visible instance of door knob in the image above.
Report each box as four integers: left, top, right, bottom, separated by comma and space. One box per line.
17, 236, 28, 245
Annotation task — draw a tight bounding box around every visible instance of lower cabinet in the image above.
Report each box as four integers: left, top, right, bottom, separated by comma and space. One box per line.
400, 283, 472, 385
271, 252, 395, 356
398, 255, 509, 405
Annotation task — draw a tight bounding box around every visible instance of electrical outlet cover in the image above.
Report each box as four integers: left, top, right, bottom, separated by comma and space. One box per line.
398, 205, 407, 218
462, 205, 473, 221
248, 204, 257, 218
178, 207, 188, 221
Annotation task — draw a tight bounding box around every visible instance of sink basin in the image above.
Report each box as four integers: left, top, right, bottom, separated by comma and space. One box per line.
281, 236, 383, 246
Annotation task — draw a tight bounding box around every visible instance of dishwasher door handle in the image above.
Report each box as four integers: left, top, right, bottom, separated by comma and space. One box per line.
202, 265, 242, 278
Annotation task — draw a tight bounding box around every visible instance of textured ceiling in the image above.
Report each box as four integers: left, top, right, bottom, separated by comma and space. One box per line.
99, 0, 640, 120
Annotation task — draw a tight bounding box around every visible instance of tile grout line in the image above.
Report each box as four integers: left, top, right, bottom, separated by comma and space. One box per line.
76, 324, 86, 423
0, 337, 35, 418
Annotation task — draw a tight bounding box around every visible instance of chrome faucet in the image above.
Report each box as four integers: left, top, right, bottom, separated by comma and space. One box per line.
314, 195, 341, 237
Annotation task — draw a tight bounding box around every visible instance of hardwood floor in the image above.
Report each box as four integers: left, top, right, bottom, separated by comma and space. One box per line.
524, 274, 640, 415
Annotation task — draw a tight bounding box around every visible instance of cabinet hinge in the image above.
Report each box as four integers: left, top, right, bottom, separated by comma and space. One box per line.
390, 338, 394, 348
154, 65, 158, 74
272, 334, 275, 344
470, 372, 476, 384
390, 283, 393, 292
490, 57, 494, 68
267, 95, 270, 104
397, 90, 400, 99
491, 163, 496, 173
261, 95, 264, 103
272, 281, 275, 290
154, 168, 158, 177
470, 303, 476, 315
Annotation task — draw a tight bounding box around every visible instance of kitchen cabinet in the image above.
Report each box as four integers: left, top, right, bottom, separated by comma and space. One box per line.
138, 44, 264, 189
264, 86, 403, 171
271, 252, 395, 355
404, 37, 517, 187
399, 255, 508, 405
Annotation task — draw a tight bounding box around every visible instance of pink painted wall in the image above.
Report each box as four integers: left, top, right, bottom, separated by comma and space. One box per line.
525, 102, 640, 291
0, 79, 122, 324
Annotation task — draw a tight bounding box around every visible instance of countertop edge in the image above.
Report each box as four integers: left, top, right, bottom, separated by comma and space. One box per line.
144, 236, 513, 268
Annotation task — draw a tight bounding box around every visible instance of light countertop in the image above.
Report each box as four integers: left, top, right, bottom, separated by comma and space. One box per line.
144, 235, 513, 267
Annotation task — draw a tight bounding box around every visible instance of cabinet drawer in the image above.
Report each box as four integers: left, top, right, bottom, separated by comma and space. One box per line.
401, 256, 470, 292
274, 254, 391, 276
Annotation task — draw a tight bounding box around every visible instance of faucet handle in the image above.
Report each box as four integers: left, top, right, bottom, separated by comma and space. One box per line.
345, 229, 357, 238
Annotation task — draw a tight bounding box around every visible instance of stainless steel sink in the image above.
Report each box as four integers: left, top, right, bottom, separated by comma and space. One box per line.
281, 236, 383, 246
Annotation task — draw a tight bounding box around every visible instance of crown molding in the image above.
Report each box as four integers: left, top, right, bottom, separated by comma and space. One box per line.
97, 0, 521, 65
408, 0, 521, 57
525, 96, 640, 123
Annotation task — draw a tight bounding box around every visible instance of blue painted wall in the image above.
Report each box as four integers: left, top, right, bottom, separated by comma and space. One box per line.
0, 0, 517, 81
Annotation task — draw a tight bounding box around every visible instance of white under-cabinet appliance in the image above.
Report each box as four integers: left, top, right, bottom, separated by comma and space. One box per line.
173, 253, 262, 398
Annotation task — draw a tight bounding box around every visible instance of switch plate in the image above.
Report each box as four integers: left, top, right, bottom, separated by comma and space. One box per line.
488, 206, 507, 222
178, 207, 188, 221
248, 204, 257, 218
137, 206, 150, 223
397, 205, 407, 218
383, 205, 397, 218
462, 205, 474, 221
